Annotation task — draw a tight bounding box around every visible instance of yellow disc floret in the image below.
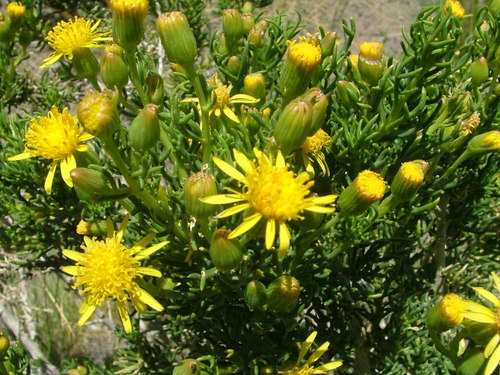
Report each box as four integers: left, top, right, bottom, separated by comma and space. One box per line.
110, 0, 149, 18
355, 170, 386, 202
302, 129, 331, 155
287, 38, 322, 72
41, 17, 111, 68
399, 162, 425, 185
359, 41, 384, 61
444, 0, 465, 18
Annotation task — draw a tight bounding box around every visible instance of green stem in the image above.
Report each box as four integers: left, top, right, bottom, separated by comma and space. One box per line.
125, 49, 147, 104
184, 63, 212, 165
429, 329, 459, 367
159, 127, 188, 181
118, 90, 140, 114
436, 149, 471, 184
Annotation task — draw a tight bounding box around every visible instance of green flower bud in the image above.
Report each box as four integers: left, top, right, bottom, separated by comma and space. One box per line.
72, 48, 100, 81
217, 33, 228, 55
274, 99, 313, 156
241, 105, 260, 135
222, 9, 244, 48
266, 275, 300, 313
469, 57, 489, 86
391, 161, 427, 202
0, 21, 13, 43
0, 331, 10, 353
427, 293, 466, 333
358, 41, 385, 86
110, 0, 149, 51
337, 80, 360, 106
157, 12, 197, 67
226, 55, 241, 76
242, 1, 255, 13
320, 31, 337, 57
466, 131, 500, 155
71, 168, 111, 203
299, 87, 328, 136
100, 44, 129, 89
255, 20, 268, 32
338, 170, 386, 216
173, 359, 201, 375
76, 220, 107, 236
128, 104, 160, 151
241, 13, 255, 34
248, 28, 263, 48
145, 72, 165, 106
489, 0, 500, 15
457, 349, 487, 375
184, 172, 218, 219
244, 73, 266, 103
209, 229, 243, 272
244, 280, 267, 310
77, 89, 120, 138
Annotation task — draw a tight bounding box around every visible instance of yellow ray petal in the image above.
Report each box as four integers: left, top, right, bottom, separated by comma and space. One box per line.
228, 213, 262, 239
276, 150, 285, 168
77, 302, 96, 326
485, 343, 500, 375
306, 341, 330, 365
461, 311, 497, 324
60, 155, 76, 187
492, 273, 500, 294
233, 149, 254, 174
78, 133, 94, 142
473, 286, 500, 307
117, 215, 130, 242
131, 232, 157, 253
223, 107, 240, 123
278, 223, 291, 258
313, 195, 338, 205
7, 152, 32, 161
61, 265, 79, 276
314, 361, 343, 372
76, 144, 90, 152
131, 296, 147, 313
137, 267, 162, 278
134, 241, 169, 261
213, 156, 246, 182
217, 203, 251, 218
230, 94, 260, 103
136, 287, 164, 311
485, 334, 500, 358
265, 219, 276, 250
201, 194, 246, 205
297, 331, 317, 364
305, 206, 336, 214
40, 52, 63, 68
117, 301, 132, 333
180, 97, 200, 103
62, 249, 86, 262
45, 162, 57, 195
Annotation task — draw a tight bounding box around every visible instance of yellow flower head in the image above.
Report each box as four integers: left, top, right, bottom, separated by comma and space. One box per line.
460, 112, 480, 135
440, 293, 467, 326
41, 17, 111, 68
444, 0, 465, 18
355, 170, 386, 202
201, 148, 337, 257
301, 129, 332, 176
359, 41, 384, 61
6, 2, 26, 24
62, 215, 168, 333
279, 331, 342, 375
462, 273, 500, 375
286, 38, 322, 73
110, 0, 149, 18
76, 220, 92, 235
398, 162, 425, 186
8, 107, 93, 194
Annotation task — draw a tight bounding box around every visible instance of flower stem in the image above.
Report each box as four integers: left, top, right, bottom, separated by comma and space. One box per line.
436, 149, 471, 184
125, 49, 147, 105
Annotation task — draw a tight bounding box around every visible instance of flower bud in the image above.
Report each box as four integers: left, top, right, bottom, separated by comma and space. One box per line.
358, 41, 385, 86
320, 31, 337, 57
427, 293, 466, 333
457, 349, 487, 375
279, 38, 322, 104
244, 73, 266, 103
0, 331, 10, 354
444, 0, 465, 19
184, 172, 218, 219
337, 80, 360, 106
128, 104, 160, 151
469, 57, 489, 86
100, 44, 129, 89
0, 21, 12, 43
255, 20, 269, 32
299, 87, 328, 136
489, 0, 500, 15
217, 33, 228, 55
6, 2, 25, 29
244, 280, 267, 310
226, 55, 241, 76
391, 161, 426, 202
72, 48, 100, 81
76, 220, 107, 236
338, 170, 386, 216
77, 89, 120, 138
71, 168, 111, 203
274, 99, 313, 156
222, 9, 244, 48
241, 13, 255, 34
110, 0, 149, 51
242, 1, 254, 13
241, 105, 260, 135
173, 359, 201, 375
157, 12, 197, 67
18, 27, 32, 48
145, 72, 165, 106
209, 229, 243, 272
266, 276, 300, 313
466, 131, 500, 155
248, 28, 263, 48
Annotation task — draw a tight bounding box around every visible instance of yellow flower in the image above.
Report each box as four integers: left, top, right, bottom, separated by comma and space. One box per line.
40, 17, 111, 68
301, 129, 332, 176
183, 75, 259, 123
62, 216, 168, 333
279, 331, 342, 375
110, 0, 149, 18
286, 38, 322, 73
6, 2, 26, 25
201, 148, 337, 257
462, 273, 500, 375
8, 107, 93, 194
444, 0, 465, 19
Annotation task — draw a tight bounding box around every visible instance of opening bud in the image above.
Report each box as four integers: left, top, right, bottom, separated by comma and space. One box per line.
358, 41, 385, 86
427, 294, 467, 333
274, 99, 313, 156
241, 13, 255, 34
466, 130, 500, 155
391, 161, 427, 202
320, 31, 337, 57
129, 104, 160, 151
100, 43, 128, 89
209, 229, 243, 272
77, 89, 120, 138
244, 73, 266, 103
338, 170, 386, 216
157, 12, 197, 67
145, 73, 165, 106
184, 171, 218, 219
110, 0, 149, 51
248, 28, 263, 48
77, 220, 107, 236
299, 87, 328, 136
266, 275, 300, 313
6, 2, 25, 30
244, 280, 267, 311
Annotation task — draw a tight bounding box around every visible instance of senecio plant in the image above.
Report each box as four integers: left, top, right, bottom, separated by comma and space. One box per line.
1, 0, 500, 373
